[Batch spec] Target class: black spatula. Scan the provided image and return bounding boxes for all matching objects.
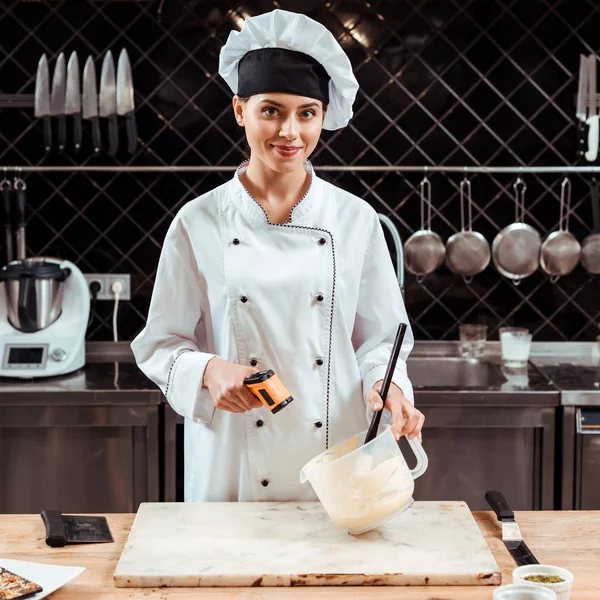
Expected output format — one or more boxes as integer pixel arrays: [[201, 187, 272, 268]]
[[363, 322, 408, 445]]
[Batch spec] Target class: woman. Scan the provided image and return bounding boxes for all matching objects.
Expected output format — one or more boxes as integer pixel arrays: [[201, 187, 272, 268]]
[[131, 8, 424, 503]]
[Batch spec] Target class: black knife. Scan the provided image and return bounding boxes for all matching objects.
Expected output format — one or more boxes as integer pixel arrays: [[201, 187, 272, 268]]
[[100, 50, 118, 157], [82, 56, 101, 155], [65, 51, 82, 153], [116, 48, 137, 154], [50, 52, 67, 153], [485, 490, 539, 566], [34, 54, 52, 153]]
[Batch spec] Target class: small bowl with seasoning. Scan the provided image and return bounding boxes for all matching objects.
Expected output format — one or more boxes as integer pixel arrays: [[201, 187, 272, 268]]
[[513, 564, 573, 600], [493, 584, 557, 600]]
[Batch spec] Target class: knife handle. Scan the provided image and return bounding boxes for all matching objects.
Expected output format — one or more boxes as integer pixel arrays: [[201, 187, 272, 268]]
[[125, 111, 137, 155], [41, 509, 67, 547], [57, 114, 66, 153], [107, 113, 119, 157], [90, 116, 101, 155], [43, 115, 52, 153], [485, 490, 514, 521], [73, 112, 82, 153]]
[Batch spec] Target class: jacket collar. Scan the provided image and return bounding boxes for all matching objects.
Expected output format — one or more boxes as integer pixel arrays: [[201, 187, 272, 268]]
[[233, 159, 321, 225]]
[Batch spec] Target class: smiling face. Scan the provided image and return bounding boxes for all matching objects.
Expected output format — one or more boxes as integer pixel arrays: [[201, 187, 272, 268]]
[[233, 93, 326, 173]]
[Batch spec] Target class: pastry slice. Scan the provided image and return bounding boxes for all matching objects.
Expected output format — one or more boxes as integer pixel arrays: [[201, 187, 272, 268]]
[[0, 567, 43, 600]]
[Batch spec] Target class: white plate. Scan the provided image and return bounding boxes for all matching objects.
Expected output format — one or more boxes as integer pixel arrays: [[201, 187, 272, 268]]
[[0, 557, 85, 599]]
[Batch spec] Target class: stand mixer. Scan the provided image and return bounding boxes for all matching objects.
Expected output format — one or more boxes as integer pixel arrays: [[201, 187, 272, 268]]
[[0, 173, 90, 378]]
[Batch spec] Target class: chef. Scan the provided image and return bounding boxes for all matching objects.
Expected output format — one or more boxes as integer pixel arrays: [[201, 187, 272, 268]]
[[131, 8, 424, 503]]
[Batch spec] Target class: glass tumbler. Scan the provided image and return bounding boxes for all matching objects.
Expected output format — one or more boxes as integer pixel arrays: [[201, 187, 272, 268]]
[[500, 327, 532, 369], [459, 324, 487, 359]]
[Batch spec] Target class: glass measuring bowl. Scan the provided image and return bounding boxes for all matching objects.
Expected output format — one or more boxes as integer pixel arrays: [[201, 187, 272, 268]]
[[300, 425, 428, 534]]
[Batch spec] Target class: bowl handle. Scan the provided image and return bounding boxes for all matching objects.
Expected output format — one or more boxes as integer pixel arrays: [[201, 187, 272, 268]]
[[407, 437, 428, 480]]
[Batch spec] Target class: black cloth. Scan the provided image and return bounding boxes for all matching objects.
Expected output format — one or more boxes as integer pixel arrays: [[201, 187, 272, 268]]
[[237, 47, 330, 104]]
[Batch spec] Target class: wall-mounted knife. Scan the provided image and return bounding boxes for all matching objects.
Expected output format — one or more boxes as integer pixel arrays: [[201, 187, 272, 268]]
[[50, 52, 67, 153], [83, 56, 101, 155], [586, 54, 598, 162], [116, 48, 137, 155], [485, 490, 539, 566], [34, 54, 52, 153], [576, 54, 589, 160], [100, 51, 119, 157], [65, 51, 82, 153]]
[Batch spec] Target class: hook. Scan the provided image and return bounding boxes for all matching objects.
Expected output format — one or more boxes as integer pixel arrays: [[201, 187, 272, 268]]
[[560, 176, 571, 232]]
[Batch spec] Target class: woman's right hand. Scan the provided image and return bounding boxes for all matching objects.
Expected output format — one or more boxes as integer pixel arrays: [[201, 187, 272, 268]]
[[202, 357, 262, 413]]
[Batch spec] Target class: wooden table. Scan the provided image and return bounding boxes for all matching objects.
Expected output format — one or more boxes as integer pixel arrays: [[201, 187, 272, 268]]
[[1, 511, 598, 599]]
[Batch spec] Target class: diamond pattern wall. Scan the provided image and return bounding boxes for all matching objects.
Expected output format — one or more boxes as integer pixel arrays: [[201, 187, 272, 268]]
[[0, 0, 599, 341]]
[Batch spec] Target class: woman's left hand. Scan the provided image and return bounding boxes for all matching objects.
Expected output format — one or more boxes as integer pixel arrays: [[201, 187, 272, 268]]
[[368, 380, 425, 442]]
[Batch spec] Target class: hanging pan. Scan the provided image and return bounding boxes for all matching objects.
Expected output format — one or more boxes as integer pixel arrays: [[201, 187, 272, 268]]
[[404, 172, 445, 282], [581, 178, 600, 274], [540, 177, 581, 282], [445, 174, 490, 283], [492, 177, 541, 285]]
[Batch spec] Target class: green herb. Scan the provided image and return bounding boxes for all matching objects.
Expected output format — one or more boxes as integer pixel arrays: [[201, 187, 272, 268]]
[[523, 574, 565, 584]]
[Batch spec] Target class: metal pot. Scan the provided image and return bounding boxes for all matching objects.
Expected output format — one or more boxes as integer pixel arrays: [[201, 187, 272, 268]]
[[580, 179, 600, 274], [492, 178, 541, 285], [404, 174, 445, 282], [0, 258, 71, 333], [445, 176, 490, 282], [540, 177, 581, 281]]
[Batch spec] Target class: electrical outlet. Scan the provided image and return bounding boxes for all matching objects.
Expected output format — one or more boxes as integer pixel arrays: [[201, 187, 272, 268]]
[[83, 274, 131, 301]]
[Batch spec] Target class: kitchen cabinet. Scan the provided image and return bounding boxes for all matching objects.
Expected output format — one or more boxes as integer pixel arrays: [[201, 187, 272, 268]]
[[0, 362, 161, 514]]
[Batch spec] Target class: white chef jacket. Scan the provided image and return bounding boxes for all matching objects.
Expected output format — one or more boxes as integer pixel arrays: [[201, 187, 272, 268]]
[[131, 160, 415, 502]]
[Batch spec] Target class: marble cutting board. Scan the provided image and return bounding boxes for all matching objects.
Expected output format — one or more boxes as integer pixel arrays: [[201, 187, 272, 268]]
[[113, 501, 501, 587]]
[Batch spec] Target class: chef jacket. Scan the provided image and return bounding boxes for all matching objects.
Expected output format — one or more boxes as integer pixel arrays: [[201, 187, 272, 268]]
[[131, 160, 415, 502]]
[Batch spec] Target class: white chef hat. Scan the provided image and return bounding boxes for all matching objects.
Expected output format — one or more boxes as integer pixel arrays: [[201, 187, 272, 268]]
[[218, 9, 359, 131]]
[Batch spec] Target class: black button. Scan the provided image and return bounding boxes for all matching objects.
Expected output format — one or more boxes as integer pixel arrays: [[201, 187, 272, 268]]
[[261, 479, 269, 487], [316, 294, 324, 302], [318, 238, 326, 245], [256, 420, 264, 427], [233, 238, 240, 245], [240, 296, 248, 303], [250, 359, 258, 366], [315, 421, 323, 428], [316, 358, 324, 366]]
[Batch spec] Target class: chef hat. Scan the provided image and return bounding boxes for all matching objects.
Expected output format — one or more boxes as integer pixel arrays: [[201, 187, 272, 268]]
[[218, 9, 359, 130]]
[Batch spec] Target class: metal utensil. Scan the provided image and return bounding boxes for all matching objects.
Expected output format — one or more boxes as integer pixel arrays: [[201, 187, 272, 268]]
[[116, 48, 137, 155], [41, 510, 113, 547], [65, 51, 82, 153], [586, 54, 598, 162], [34, 54, 52, 153], [576, 54, 589, 160], [50, 52, 67, 153], [485, 490, 539, 566], [581, 179, 600, 274], [13, 169, 26, 260], [492, 178, 541, 285], [100, 50, 119, 157], [404, 173, 445, 282], [82, 56, 101, 155], [364, 322, 408, 445], [378, 213, 404, 296], [1, 169, 12, 265], [445, 175, 490, 282], [540, 177, 581, 281]]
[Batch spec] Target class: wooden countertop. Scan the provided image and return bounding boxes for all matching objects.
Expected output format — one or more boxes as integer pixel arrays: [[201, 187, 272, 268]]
[[1, 511, 598, 599]]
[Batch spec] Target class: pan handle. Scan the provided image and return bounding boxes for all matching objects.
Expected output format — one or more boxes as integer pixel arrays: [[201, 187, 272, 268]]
[[513, 177, 527, 223], [591, 179, 600, 234]]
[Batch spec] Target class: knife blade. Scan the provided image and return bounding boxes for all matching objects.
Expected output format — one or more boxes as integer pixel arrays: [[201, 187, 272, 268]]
[[576, 54, 589, 160], [117, 48, 137, 155], [82, 56, 101, 155], [485, 490, 539, 566], [100, 50, 119, 157], [34, 54, 52, 153], [50, 52, 67, 153], [586, 54, 598, 162], [65, 51, 82, 153]]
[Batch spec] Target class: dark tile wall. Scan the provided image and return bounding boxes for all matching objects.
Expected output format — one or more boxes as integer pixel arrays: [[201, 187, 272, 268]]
[[1, 0, 599, 341]]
